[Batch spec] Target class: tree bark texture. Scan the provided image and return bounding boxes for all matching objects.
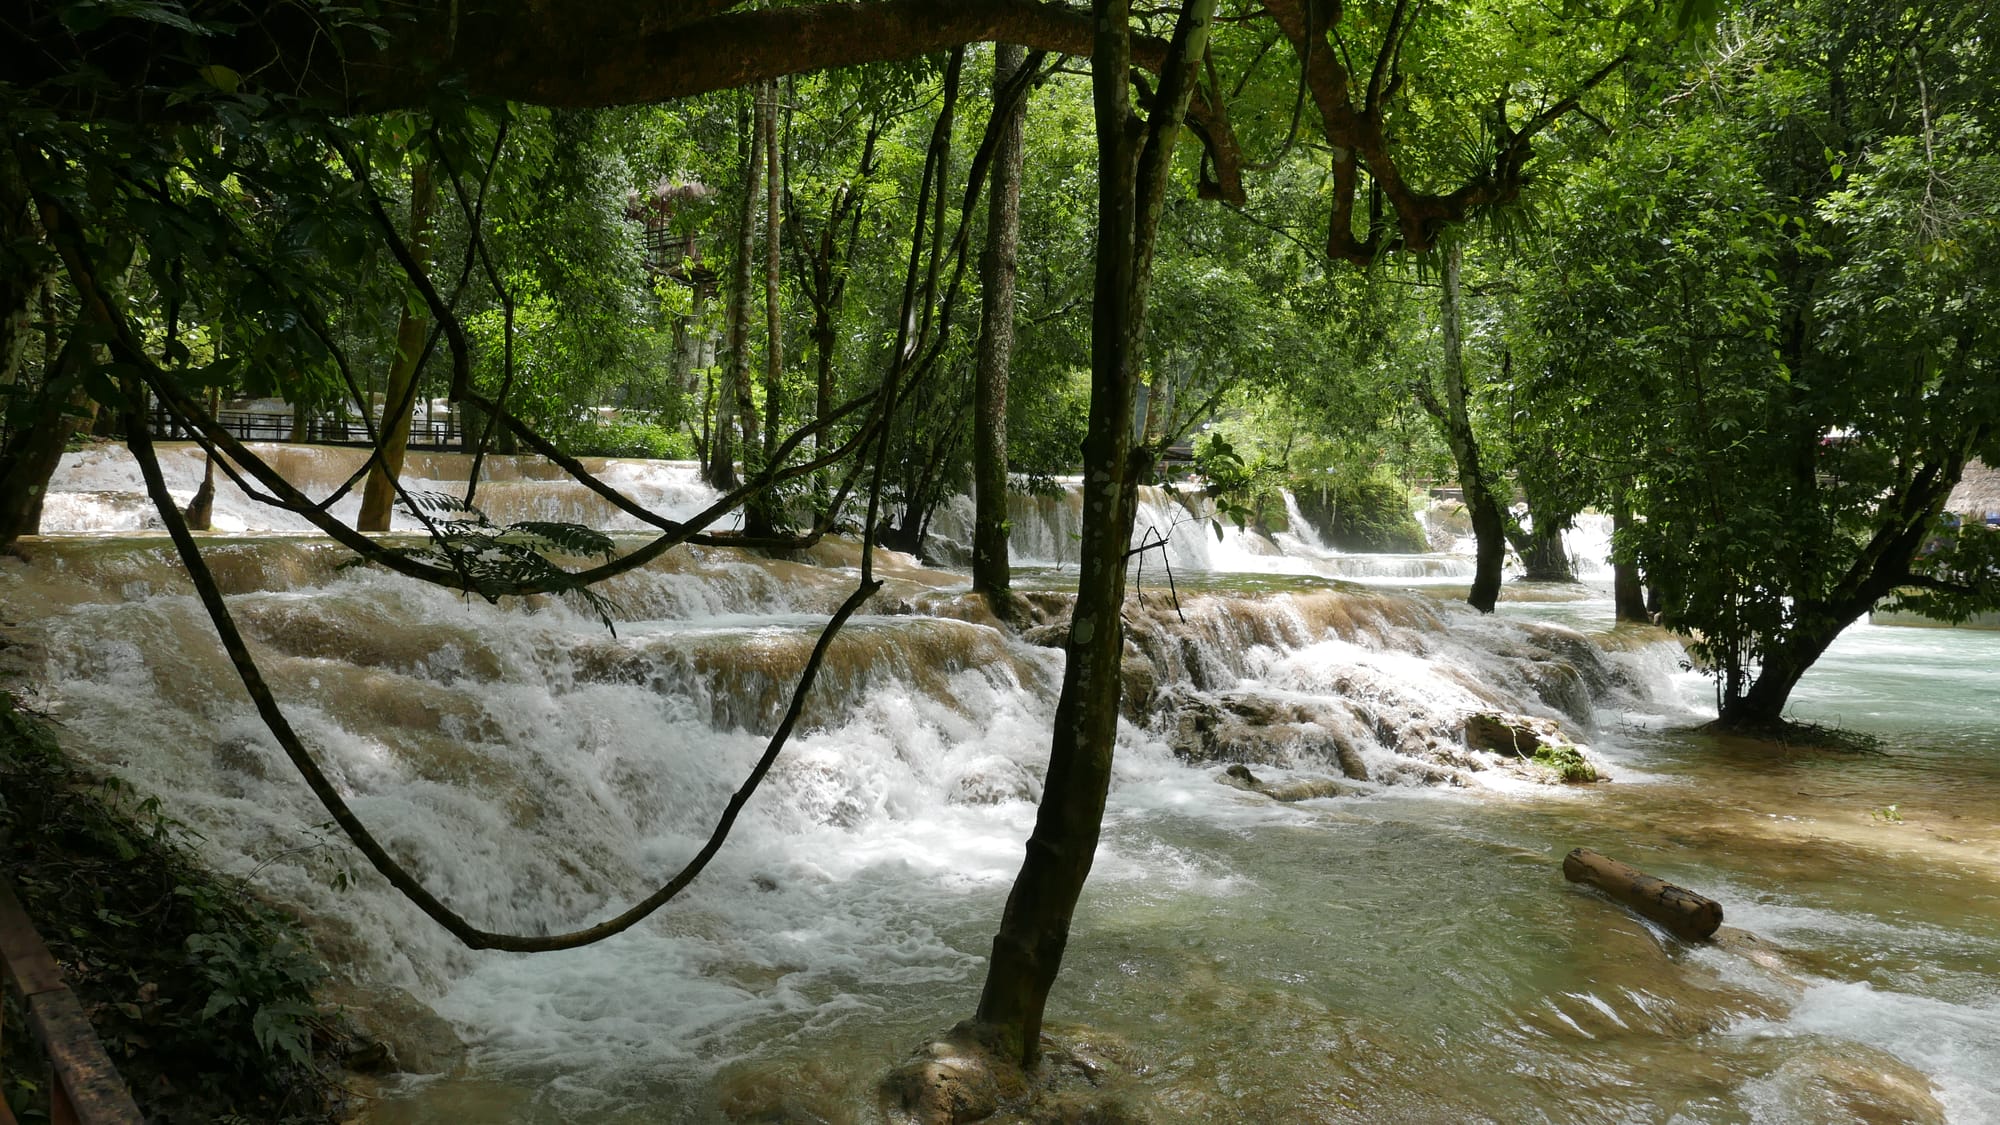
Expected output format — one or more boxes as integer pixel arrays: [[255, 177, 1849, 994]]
[[1517, 518, 1573, 582], [0, 334, 89, 550], [710, 97, 763, 490], [14, 2, 1193, 128], [357, 157, 436, 533], [1612, 500, 1649, 623], [762, 77, 785, 463], [974, 0, 1215, 1066], [1423, 243, 1508, 613], [1563, 848, 1721, 942], [971, 44, 1029, 604]]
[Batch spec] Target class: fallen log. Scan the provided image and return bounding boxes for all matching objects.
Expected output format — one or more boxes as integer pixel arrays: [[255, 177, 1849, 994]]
[[1561, 848, 1723, 941]]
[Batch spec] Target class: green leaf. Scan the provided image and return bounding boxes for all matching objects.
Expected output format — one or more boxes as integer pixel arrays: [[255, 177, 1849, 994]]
[[200, 991, 239, 1020], [197, 64, 241, 94]]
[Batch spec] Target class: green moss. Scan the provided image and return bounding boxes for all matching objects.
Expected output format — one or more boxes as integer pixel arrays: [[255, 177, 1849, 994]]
[[1290, 473, 1427, 552], [1, 693, 348, 1124], [1532, 742, 1598, 783]]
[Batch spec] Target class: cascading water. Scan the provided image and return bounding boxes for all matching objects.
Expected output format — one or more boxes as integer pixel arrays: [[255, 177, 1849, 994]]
[[40, 443, 724, 535], [7, 445, 1998, 1123]]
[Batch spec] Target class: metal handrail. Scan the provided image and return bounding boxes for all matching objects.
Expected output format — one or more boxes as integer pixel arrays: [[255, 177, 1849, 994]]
[[145, 407, 464, 451], [0, 880, 144, 1125]]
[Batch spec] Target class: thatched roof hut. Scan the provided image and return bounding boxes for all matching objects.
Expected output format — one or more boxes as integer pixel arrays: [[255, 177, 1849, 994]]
[[1947, 460, 2000, 521]]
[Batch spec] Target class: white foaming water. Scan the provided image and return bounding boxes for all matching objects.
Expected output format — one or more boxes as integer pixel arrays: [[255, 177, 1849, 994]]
[[1732, 981, 2000, 1123], [12, 446, 2000, 1122], [38, 443, 721, 535]]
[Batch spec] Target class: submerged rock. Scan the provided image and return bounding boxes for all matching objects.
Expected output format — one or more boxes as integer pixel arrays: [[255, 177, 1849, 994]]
[[881, 1021, 1153, 1125], [325, 982, 466, 1075], [1462, 711, 1603, 783], [950, 756, 1043, 805], [1218, 763, 1351, 802], [716, 1057, 857, 1123], [1161, 689, 1372, 781], [1463, 711, 1565, 756]]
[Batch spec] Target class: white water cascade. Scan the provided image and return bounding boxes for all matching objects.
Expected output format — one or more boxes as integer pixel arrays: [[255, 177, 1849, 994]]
[[8, 444, 1998, 1123]]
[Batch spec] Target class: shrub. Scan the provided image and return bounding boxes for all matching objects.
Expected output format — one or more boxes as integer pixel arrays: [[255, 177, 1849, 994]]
[[1, 694, 347, 1124]]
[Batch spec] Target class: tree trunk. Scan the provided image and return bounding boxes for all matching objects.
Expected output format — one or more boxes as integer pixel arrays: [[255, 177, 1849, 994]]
[[1517, 517, 1573, 582], [184, 388, 220, 531], [0, 332, 88, 551], [709, 96, 762, 491], [1612, 500, 1648, 623], [745, 77, 785, 535], [1425, 242, 1509, 612], [974, 0, 1214, 1066], [358, 157, 436, 532], [971, 43, 1029, 606], [1716, 451, 1967, 728], [762, 78, 785, 465], [1465, 487, 1508, 612]]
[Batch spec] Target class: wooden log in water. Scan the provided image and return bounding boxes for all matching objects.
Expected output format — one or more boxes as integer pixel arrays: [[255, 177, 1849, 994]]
[[1562, 848, 1722, 942]]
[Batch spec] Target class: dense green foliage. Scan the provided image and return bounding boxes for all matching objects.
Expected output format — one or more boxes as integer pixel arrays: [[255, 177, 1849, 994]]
[[6, 0, 1991, 717], [1, 694, 343, 1123], [1514, 0, 2000, 719], [1292, 471, 1429, 553]]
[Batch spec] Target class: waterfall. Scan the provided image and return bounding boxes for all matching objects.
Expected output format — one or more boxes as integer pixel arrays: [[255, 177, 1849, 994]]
[[38, 443, 723, 535], [11, 446, 1999, 1124]]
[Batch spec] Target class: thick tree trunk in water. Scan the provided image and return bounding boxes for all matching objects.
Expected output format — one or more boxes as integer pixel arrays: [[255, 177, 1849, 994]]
[[1517, 518, 1572, 582], [1465, 489, 1508, 612], [971, 43, 1028, 606], [0, 334, 89, 551], [1719, 644, 1831, 728], [1612, 502, 1648, 623], [1717, 452, 1965, 728], [974, 0, 1214, 1066], [0, 406, 78, 547], [1422, 243, 1509, 612], [184, 389, 221, 530], [709, 98, 762, 490], [358, 158, 436, 532]]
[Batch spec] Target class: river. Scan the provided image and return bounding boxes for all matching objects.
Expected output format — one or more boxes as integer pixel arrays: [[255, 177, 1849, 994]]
[[4, 443, 1995, 1123]]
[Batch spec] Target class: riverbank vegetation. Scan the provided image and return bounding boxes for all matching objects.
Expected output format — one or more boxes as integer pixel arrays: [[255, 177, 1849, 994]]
[[3, 0, 1997, 1103], [1, 693, 347, 1123]]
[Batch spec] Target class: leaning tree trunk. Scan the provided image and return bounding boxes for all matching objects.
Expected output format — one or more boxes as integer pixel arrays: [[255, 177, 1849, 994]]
[[0, 332, 90, 551], [1717, 631, 1841, 729], [358, 157, 436, 533], [971, 43, 1029, 606], [1422, 242, 1510, 612], [974, 0, 1214, 1066], [1717, 450, 1969, 729]]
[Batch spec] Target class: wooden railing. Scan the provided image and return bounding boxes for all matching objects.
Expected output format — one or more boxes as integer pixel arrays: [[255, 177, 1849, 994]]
[[145, 406, 465, 450], [0, 880, 143, 1125]]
